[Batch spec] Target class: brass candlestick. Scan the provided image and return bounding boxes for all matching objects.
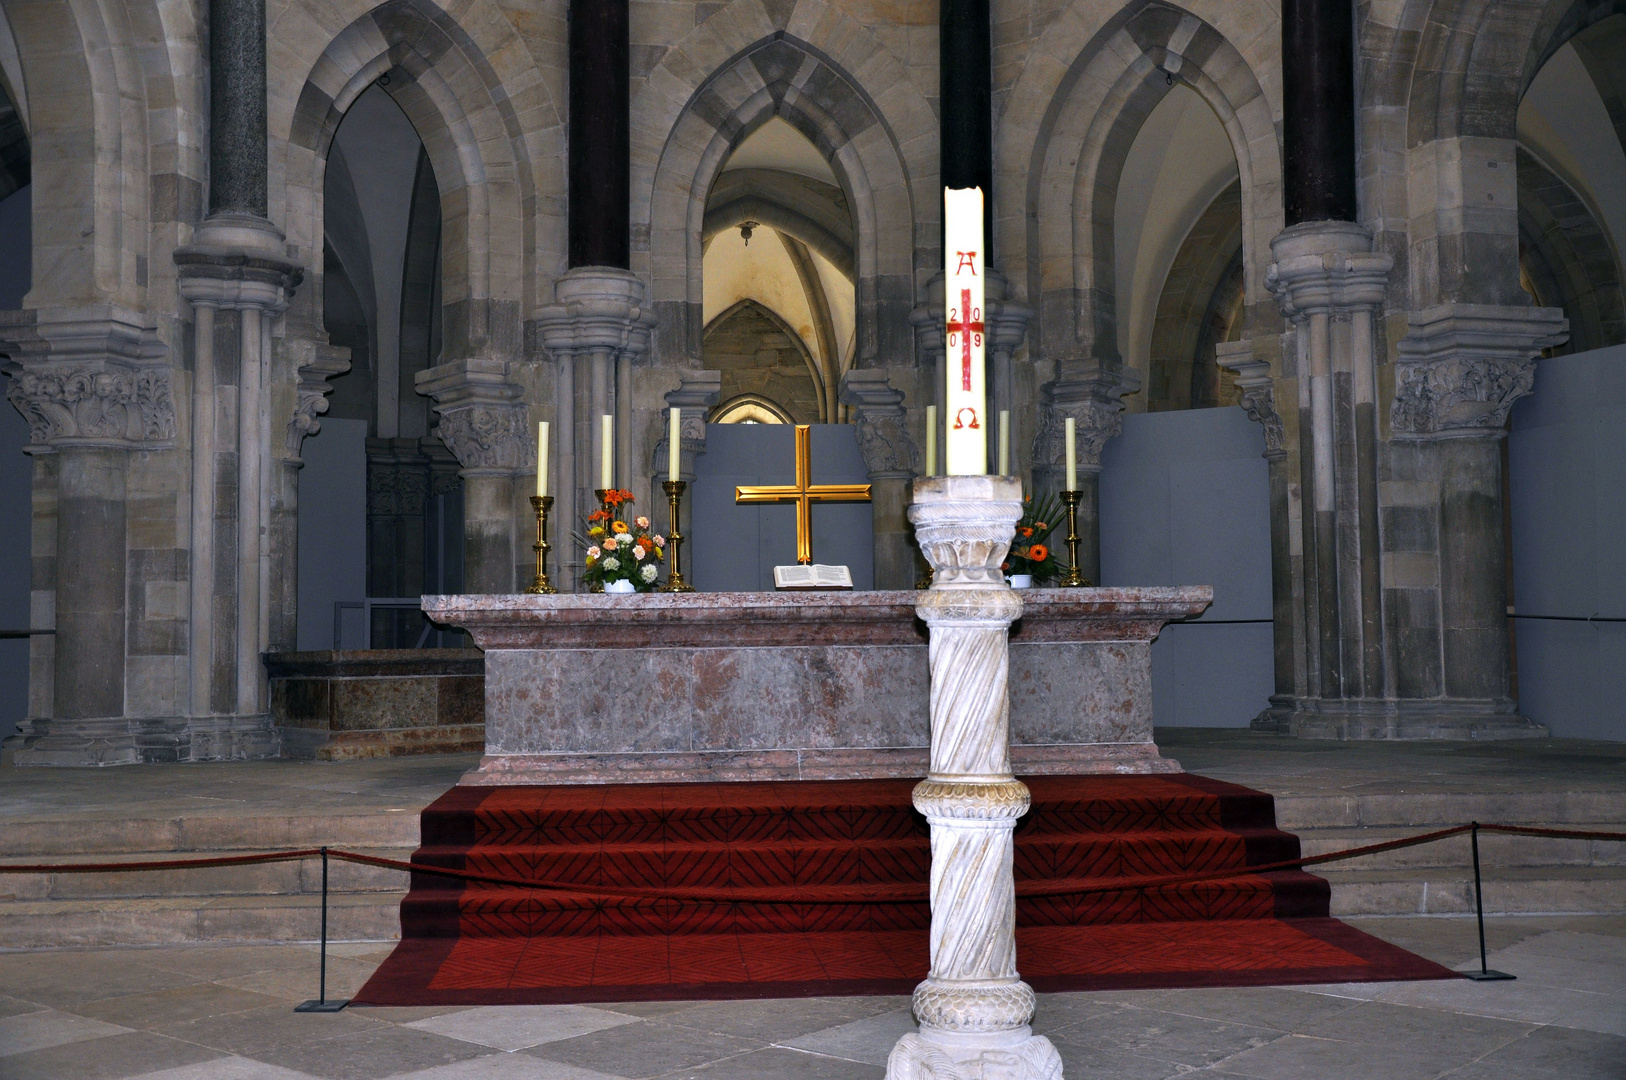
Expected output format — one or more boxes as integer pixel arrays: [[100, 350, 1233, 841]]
[[660, 480, 694, 592], [1058, 489, 1091, 587], [526, 495, 557, 594]]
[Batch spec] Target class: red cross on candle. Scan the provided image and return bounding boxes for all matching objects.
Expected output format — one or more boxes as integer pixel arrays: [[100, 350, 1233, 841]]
[[945, 286, 984, 391]]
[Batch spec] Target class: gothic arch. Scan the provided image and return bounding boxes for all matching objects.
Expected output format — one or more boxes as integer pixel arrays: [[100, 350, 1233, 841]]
[[1517, 147, 1626, 352], [634, 1, 934, 368], [1002, 1, 1282, 367], [276, 0, 555, 355]]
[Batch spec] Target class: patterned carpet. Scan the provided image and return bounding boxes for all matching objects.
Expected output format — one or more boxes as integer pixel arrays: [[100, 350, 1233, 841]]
[[354, 774, 1456, 1005]]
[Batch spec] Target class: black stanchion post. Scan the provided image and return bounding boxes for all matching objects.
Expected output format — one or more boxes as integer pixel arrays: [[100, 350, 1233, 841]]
[[1464, 823, 1515, 982], [296, 847, 351, 1011]]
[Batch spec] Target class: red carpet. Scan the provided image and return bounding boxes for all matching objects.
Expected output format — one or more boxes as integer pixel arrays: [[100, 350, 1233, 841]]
[[354, 774, 1456, 1005]]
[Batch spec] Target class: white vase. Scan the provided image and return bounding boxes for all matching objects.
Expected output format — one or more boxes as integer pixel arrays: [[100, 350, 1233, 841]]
[[604, 579, 637, 594], [1008, 574, 1034, 589]]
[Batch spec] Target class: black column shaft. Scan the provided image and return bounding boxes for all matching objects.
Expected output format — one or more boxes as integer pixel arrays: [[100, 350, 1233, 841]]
[[1283, 0, 1356, 224], [940, 0, 993, 238], [569, 0, 630, 269], [210, 0, 268, 217]]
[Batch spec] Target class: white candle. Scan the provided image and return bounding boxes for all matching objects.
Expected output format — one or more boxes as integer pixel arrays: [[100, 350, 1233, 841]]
[[536, 421, 548, 497], [998, 409, 1010, 476], [943, 186, 987, 475], [925, 405, 937, 477], [668, 407, 681, 482], [1065, 416, 1077, 492], [600, 414, 613, 490]]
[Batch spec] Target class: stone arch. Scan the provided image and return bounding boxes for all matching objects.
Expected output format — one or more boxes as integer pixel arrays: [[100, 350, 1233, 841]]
[[1517, 147, 1626, 352], [702, 169, 854, 279], [634, 3, 934, 369], [702, 297, 826, 424], [1002, 1, 1282, 366], [1147, 179, 1243, 409], [276, 0, 554, 356]]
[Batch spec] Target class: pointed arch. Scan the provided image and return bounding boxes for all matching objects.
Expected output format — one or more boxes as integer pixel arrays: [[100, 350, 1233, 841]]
[[275, 0, 556, 358], [1001, 1, 1283, 368], [633, 0, 934, 369]]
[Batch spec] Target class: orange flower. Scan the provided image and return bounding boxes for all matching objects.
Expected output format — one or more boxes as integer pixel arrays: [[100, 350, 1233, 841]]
[[1029, 543, 1049, 562], [1017, 526, 1034, 539], [612, 520, 629, 534]]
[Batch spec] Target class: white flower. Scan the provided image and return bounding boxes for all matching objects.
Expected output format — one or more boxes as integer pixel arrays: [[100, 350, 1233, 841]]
[[635, 516, 651, 529], [586, 545, 601, 559], [640, 564, 658, 583], [632, 545, 646, 561], [602, 556, 620, 571], [615, 532, 633, 545], [652, 535, 666, 548]]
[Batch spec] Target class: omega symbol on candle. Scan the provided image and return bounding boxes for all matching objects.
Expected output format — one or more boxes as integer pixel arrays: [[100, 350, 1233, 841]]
[[952, 407, 980, 430]]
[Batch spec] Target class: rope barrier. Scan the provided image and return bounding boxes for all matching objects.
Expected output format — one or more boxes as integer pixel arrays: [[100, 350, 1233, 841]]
[[6, 819, 1623, 1006], [1, 822, 1620, 903]]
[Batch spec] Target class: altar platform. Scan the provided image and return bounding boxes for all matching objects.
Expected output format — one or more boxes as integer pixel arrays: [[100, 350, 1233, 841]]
[[425, 587, 1210, 785]]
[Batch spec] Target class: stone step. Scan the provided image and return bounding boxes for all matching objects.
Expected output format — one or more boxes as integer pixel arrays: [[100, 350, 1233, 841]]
[[1273, 791, 1626, 830], [0, 813, 422, 858], [0, 891, 406, 949], [1296, 825, 1626, 871], [0, 848, 412, 901], [1322, 865, 1626, 916]]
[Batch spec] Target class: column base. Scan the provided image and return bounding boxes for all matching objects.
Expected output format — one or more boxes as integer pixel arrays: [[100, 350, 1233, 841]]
[[4, 714, 280, 766], [1251, 697, 1548, 740], [888, 1025, 1063, 1080]]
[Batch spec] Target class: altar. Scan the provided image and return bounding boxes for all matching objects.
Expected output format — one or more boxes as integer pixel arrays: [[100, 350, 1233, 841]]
[[424, 586, 1210, 784]]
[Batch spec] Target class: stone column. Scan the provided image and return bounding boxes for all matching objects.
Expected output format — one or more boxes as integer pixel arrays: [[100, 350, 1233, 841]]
[[888, 475, 1061, 1080], [652, 370, 721, 549], [0, 309, 176, 765], [1030, 362, 1138, 585], [1282, 0, 1356, 225], [1217, 344, 1295, 722], [840, 369, 919, 589], [531, 267, 657, 587], [1390, 304, 1567, 724], [418, 357, 532, 594]]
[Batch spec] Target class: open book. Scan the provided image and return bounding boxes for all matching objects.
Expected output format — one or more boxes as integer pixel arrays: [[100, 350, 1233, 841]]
[[773, 564, 854, 590]]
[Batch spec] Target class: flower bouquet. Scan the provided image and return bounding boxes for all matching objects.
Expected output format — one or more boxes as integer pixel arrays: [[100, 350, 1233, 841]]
[[581, 489, 665, 592], [1002, 494, 1062, 587]]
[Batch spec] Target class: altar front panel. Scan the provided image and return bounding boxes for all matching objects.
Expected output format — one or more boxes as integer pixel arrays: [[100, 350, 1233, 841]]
[[426, 589, 1208, 784]]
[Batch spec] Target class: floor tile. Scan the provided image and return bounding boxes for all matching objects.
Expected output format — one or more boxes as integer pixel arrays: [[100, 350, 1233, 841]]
[[404, 1004, 641, 1052], [1215, 1032, 1461, 1080], [659, 995, 899, 1041], [1297, 999, 1532, 1058], [1561, 990, 1626, 1038], [0, 1030, 223, 1080], [1028, 993, 1125, 1035], [77, 983, 287, 1028], [1147, 986, 1365, 1031], [1447, 1025, 1626, 1080], [124, 1057, 326, 1079], [1046, 1006, 1281, 1068], [244, 1023, 496, 1080], [1049, 1043, 1189, 1080], [218, 956, 381, 1002], [384, 1058, 630, 1080], [666, 1045, 885, 1079], [1370, 972, 1608, 1025], [777, 1007, 918, 1066], [524, 1019, 760, 1079], [0, 994, 47, 1019], [0, 1007, 134, 1056], [0, 951, 197, 1007]]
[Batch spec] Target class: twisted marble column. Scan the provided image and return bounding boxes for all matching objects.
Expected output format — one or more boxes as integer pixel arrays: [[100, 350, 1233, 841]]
[[888, 475, 1063, 1080]]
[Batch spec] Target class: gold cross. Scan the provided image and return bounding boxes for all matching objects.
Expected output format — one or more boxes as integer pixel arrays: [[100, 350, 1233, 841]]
[[735, 424, 871, 564]]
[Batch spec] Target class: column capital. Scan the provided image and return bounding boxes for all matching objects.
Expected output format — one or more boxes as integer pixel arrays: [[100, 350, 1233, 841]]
[[1265, 221, 1392, 320], [1392, 303, 1569, 439], [1216, 341, 1287, 459], [284, 341, 351, 463], [652, 369, 720, 480], [1032, 360, 1138, 473], [175, 213, 302, 312], [530, 266, 658, 361], [416, 355, 533, 476], [0, 305, 174, 453], [840, 369, 918, 479]]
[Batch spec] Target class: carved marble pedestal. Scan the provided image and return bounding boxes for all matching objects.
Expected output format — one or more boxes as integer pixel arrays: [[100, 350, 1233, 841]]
[[886, 475, 1063, 1080]]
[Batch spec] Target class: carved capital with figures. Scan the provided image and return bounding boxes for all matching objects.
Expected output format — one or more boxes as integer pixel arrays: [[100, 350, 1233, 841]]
[[840, 369, 918, 479], [653, 370, 721, 480], [417, 355, 533, 475], [1392, 304, 1568, 438]]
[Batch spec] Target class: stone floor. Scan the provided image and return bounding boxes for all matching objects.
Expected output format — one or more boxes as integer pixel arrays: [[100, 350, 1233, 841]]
[[0, 916, 1621, 1078]]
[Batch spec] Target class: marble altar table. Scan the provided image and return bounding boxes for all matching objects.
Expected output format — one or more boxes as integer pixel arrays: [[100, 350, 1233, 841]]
[[423, 588, 1210, 784]]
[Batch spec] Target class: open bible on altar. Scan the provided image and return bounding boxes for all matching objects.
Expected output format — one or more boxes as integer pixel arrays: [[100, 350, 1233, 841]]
[[773, 564, 854, 590]]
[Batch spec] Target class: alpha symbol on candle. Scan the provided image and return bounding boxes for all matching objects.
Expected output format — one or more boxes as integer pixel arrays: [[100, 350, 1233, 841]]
[[952, 407, 980, 430], [945, 289, 984, 392], [954, 251, 979, 275]]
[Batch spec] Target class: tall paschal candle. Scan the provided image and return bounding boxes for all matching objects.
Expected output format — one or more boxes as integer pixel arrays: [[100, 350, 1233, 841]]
[[943, 187, 986, 475]]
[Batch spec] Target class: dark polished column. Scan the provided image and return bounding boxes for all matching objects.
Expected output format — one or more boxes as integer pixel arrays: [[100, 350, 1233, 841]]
[[1282, 0, 1356, 225], [939, 0, 993, 237], [569, 0, 630, 268], [209, 0, 268, 217]]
